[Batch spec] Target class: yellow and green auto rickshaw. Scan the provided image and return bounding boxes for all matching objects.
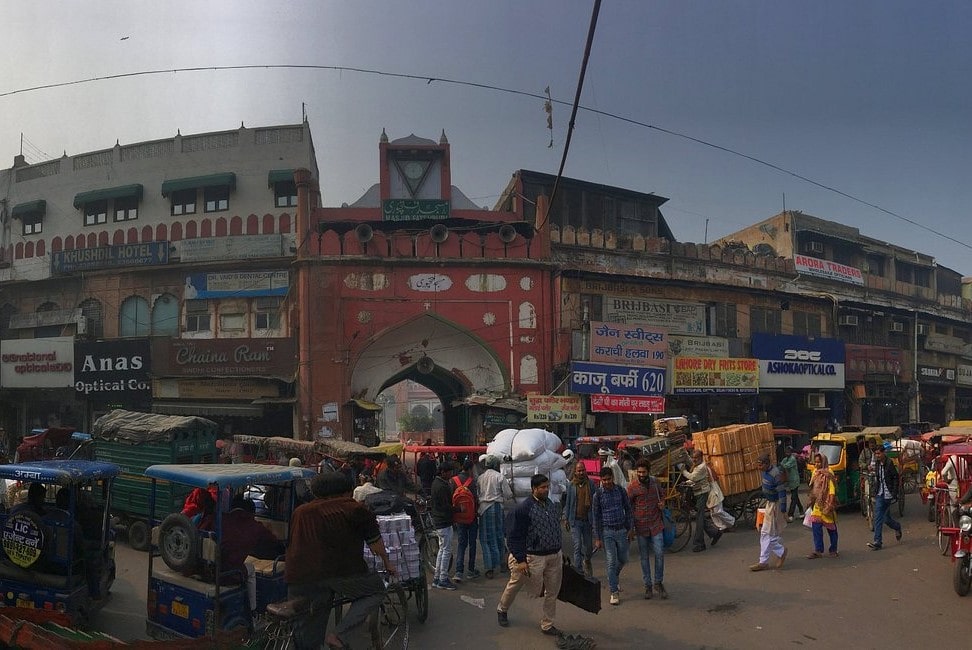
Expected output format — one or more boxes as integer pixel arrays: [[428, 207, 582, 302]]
[[808, 431, 884, 507]]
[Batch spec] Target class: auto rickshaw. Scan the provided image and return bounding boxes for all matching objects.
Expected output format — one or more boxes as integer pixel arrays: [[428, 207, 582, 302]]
[[573, 435, 649, 484], [808, 431, 883, 507], [143, 463, 316, 640], [0, 459, 120, 625]]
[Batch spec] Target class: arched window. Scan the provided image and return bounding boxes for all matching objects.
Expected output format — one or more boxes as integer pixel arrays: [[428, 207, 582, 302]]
[[152, 293, 180, 336], [518, 302, 537, 329], [519, 355, 539, 384], [79, 298, 105, 339], [119, 295, 150, 337], [35, 301, 62, 338]]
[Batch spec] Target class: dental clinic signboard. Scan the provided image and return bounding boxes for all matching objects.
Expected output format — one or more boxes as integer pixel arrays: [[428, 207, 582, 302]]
[[751, 334, 845, 390]]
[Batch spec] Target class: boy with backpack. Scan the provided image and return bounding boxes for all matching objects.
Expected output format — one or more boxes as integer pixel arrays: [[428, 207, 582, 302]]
[[452, 459, 480, 582]]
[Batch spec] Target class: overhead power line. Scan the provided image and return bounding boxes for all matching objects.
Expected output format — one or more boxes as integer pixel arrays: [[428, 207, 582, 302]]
[[1, 62, 968, 252]]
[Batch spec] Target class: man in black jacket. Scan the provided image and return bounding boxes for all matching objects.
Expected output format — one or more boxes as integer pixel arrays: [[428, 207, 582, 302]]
[[430, 462, 458, 590], [867, 446, 903, 550]]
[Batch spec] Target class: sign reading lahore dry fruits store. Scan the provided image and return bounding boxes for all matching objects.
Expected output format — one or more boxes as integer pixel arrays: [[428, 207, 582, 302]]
[[151, 338, 296, 379]]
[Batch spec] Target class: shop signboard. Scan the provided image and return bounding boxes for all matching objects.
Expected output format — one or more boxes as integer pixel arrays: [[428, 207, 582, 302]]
[[602, 296, 706, 335], [668, 335, 728, 358], [173, 234, 286, 262], [589, 321, 667, 368], [957, 364, 972, 387], [793, 255, 864, 286], [183, 270, 289, 299], [0, 337, 74, 388], [589, 394, 665, 414], [569, 361, 666, 396], [672, 356, 759, 394], [75, 339, 151, 403], [151, 337, 296, 380], [844, 345, 902, 381], [51, 241, 168, 274], [751, 334, 844, 390], [526, 394, 582, 423], [918, 365, 955, 385]]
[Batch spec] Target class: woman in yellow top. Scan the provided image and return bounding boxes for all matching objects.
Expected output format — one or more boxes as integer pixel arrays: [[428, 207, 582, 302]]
[[806, 453, 839, 559]]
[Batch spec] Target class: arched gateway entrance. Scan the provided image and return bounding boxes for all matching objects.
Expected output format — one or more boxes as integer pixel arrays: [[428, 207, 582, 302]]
[[349, 313, 508, 444]]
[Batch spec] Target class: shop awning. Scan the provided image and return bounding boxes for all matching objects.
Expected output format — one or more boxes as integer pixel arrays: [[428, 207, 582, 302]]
[[73, 184, 143, 208], [161, 172, 236, 197], [268, 169, 294, 187], [11, 199, 46, 218], [152, 401, 264, 417], [349, 399, 383, 411]]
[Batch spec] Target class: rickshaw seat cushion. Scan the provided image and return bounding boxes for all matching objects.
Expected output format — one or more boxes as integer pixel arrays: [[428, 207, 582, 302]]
[[201, 536, 217, 563], [245, 556, 283, 576], [152, 563, 243, 599], [0, 559, 85, 590]]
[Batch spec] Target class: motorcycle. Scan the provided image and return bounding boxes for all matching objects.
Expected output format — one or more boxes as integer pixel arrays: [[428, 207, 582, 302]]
[[943, 506, 972, 596]]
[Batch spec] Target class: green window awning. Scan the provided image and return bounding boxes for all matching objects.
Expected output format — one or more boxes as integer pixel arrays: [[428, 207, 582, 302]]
[[268, 169, 295, 187], [11, 199, 46, 218], [161, 172, 236, 197], [73, 184, 144, 209]]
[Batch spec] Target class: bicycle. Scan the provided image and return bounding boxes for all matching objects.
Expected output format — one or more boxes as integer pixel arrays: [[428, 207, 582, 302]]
[[257, 578, 409, 649], [405, 495, 438, 576], [934, 486, 955, 556], [661, 476, 694, 553]]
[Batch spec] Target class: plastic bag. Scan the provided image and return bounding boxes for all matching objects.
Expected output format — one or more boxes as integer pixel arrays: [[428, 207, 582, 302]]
[[802, 508, 814, 528]]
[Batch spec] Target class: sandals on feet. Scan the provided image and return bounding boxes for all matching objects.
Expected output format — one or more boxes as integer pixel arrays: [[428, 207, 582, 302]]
[[806, 552, 822, 559]]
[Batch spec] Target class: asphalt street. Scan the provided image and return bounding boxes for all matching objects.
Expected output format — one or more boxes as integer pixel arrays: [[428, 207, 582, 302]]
[[97, 492, 968, 649]]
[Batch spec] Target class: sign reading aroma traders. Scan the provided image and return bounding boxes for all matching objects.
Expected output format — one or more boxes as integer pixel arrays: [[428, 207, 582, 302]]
[[151, 338, 296, 379]]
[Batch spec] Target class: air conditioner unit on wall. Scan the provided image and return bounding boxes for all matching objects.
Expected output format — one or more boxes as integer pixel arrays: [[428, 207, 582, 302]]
[[917, 324, 929, 336], [890, 321, 905, 333], [807, 393, 826, 409], [839, 315, 859, 327], [75, 316, 89, 336], [805, 241, 825, 254]]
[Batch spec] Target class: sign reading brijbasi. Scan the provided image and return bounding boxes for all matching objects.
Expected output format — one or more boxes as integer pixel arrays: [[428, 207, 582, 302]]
[[569, 361, 665, 396], [668, 335, 728, 358], [51, 242, 168, 274], [793, 255, 864, 286], [589, 321, 667, 367], [672, 357, 759, 394], [589, 394, 665, 414], [151, 338, 296, 380], [602, 296, 706, 335], [527, 394, 582, 423], [75, 339, 151, 403], [751, 334, 844, 390]]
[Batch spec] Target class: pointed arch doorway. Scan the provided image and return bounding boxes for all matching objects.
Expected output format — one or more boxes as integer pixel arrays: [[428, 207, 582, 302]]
[[349, 313, 508, 445]]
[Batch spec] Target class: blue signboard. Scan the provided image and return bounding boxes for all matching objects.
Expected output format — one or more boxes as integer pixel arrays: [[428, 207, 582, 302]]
[[751, 334, 845, 389], [569, 360, 666, 396], [51, 241, 168, 274], [183, 270, 289, 299]]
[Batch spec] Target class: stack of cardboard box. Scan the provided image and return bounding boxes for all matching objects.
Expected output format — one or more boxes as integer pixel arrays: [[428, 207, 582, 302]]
[[692, 423, 775, 496]]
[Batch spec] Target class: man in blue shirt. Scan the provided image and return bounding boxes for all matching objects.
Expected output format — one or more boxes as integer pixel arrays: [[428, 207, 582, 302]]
[[751, 454, 788, 571], [593, 466, 633, 606]]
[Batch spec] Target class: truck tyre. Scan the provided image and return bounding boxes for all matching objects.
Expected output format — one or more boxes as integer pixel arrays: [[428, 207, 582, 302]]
[[127, 519, 150, 552], [159, 513, 200, 573]]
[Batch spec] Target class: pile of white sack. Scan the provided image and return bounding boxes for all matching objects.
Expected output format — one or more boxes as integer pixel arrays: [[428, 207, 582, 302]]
[[486, 428, 568, 505]]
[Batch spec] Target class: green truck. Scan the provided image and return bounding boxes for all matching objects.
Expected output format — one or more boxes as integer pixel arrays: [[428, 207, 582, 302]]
[[91, 409, 218, 550]]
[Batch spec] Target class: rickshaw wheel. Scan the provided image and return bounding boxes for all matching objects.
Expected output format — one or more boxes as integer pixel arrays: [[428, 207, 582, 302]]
[[954, 556, 971, 597], [127, 520, 150, 551], [414, 574, 429, 622], [159, 513, 200, 573], [897, 491, 905, 517], [928, 499, 935, 522], [864, 498, 874, 532], [666, 510, 692, 553], [739, 493, 763, 529]]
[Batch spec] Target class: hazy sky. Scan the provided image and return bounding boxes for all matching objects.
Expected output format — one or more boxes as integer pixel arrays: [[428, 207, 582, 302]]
[[4, 1, 971, 273]]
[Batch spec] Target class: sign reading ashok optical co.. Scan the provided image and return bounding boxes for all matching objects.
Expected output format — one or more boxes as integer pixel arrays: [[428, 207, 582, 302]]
[[0, 337, 74, 388]]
